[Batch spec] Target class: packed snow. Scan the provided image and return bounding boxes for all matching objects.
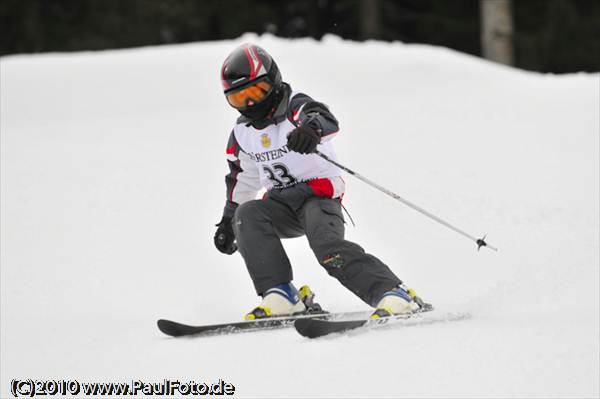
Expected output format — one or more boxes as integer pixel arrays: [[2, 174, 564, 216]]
[[1, 34, 598, 397]]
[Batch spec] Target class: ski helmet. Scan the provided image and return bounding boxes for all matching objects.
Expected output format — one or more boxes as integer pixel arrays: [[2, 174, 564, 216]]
[[220, 44, 283, 120]]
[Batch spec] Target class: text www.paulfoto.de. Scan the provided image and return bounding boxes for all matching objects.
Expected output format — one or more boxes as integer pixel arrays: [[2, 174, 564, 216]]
[[10, 378, 236, 397]]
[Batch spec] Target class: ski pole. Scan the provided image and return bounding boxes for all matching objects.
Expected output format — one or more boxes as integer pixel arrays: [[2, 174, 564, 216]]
[[315, 150, 498, 252]]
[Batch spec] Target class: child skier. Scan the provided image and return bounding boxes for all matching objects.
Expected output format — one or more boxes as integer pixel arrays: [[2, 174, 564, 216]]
[[214, 43, 418, 319]]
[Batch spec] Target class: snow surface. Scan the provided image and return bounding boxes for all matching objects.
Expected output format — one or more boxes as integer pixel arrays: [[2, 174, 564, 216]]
[[1, 34, 599, 398]]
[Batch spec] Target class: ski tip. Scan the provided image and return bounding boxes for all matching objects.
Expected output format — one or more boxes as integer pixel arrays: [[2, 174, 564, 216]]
[[157, 319, 185, 337], [157, 319, 171, 328], [157, 319, 171, 335]]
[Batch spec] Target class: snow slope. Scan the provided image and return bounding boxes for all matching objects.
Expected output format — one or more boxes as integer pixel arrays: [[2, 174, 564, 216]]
[[1, 34, 598, 397]]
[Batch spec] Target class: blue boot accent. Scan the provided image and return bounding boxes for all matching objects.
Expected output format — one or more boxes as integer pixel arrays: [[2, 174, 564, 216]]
[[380, 285, 412, 303], [263, 283, 300, 304]]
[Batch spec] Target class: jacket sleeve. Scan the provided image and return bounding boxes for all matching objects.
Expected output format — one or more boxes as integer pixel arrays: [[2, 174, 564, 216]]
[[222, 130, 262, 219], [287, 93, 339, 142]]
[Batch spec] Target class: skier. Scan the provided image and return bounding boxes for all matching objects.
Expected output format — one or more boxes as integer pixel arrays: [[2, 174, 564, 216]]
[[214, 43, 418, 320]]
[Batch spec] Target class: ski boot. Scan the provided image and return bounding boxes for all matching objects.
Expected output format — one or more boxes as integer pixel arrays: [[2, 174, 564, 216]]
[[371, 284, 431, 318], [245, 283, 324, 320]]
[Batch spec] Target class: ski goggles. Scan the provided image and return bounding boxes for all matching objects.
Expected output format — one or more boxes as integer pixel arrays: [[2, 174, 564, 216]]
[[225, 80, 273, 110]]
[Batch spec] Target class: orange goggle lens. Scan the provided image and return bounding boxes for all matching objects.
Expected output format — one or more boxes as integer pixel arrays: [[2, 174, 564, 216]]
[[226, 81, 273, 109]]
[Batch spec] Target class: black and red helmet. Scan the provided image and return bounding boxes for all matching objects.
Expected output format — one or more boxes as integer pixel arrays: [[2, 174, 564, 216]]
[[221, 44, 282, 93], [220, 44, 282, 112]]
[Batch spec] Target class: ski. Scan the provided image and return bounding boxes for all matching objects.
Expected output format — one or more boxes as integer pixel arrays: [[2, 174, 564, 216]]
[[157, 311, 369, 338], [294, 305, 436, 339]]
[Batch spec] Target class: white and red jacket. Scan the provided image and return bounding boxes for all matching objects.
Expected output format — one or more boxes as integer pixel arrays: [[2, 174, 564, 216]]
[[222, 85, 345, 218]]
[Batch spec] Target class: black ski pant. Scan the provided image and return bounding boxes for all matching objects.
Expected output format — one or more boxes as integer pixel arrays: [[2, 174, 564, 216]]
[[232, 196, 402, 307]]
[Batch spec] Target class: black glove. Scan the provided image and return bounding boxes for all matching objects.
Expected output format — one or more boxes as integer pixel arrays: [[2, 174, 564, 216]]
[[287, 125, 321, 154], [214, 216, 237, 255]]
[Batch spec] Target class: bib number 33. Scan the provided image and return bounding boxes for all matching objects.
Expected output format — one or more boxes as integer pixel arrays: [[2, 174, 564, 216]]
[[263, 163, 297, 188]]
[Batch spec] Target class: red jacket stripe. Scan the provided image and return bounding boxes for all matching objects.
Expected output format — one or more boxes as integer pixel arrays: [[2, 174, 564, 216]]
[[307, 178, 335, 198]]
